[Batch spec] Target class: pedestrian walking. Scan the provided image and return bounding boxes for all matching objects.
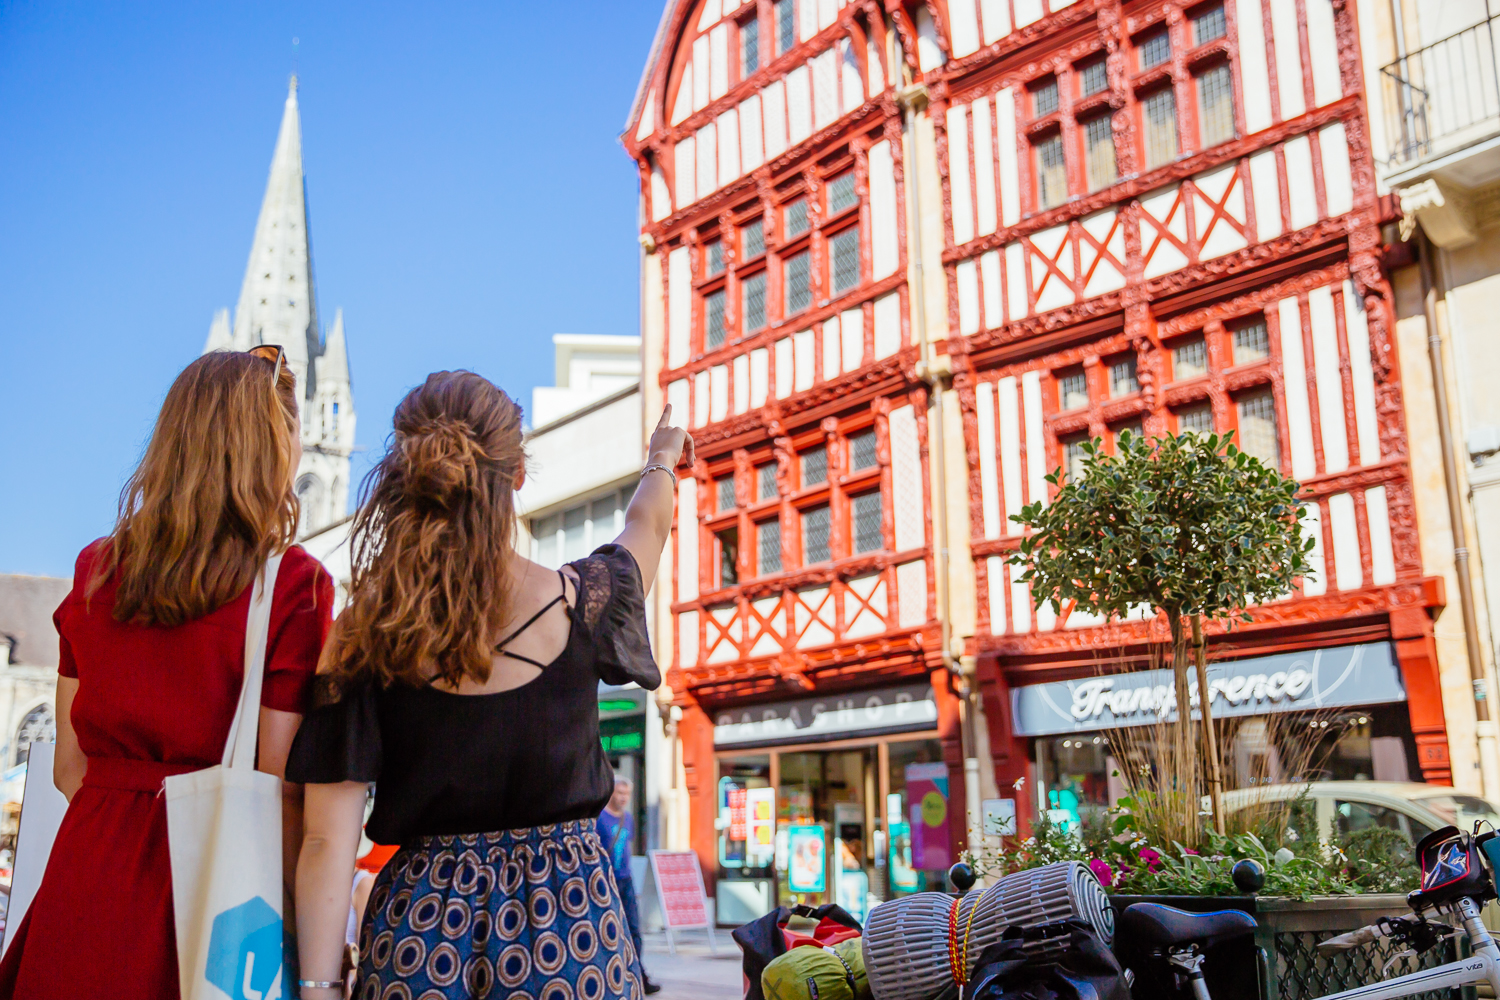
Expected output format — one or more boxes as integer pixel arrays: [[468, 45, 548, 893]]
[[598, 775, 662, 994], [0, 347, 333, 999], [289, 371, 692, 1000]]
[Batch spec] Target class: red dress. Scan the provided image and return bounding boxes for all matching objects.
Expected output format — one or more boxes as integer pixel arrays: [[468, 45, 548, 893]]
[[0, 541, 332, 1000]]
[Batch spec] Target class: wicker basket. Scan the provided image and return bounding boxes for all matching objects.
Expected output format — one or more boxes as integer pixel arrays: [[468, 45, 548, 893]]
[[861, 862, 1114, 1000]]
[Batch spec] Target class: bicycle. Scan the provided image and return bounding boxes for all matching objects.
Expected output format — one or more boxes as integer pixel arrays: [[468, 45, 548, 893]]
[[1113, 823, 1500, 1000]]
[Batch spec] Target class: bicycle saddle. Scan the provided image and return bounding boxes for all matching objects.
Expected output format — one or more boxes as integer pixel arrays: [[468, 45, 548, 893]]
[[1120, 903, 1256, 948]]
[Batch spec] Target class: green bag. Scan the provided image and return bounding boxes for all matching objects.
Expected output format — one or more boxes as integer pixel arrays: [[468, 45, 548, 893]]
[[761, 939, 870, 1000]]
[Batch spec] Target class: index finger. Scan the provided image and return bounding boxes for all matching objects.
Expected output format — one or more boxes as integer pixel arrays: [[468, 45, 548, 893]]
[[656, 405, 673, 431]]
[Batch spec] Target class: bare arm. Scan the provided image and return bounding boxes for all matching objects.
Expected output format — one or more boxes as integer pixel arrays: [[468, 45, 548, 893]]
[[53, 676, 84, 801], [258, 707, 305, 926], [296, 781, 369, 1000], [616, 405, 695, 589]]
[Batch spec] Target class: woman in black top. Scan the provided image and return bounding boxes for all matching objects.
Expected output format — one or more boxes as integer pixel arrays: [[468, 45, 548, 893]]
[[289, 371, 692, 1000]]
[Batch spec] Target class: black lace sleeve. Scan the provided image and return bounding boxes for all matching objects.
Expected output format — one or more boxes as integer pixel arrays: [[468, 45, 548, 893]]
[[575, 544, 662, 690], [285, 679, 383, 785]]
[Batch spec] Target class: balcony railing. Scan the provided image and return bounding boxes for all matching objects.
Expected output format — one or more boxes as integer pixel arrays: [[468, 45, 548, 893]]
[[1381, 13, 1500, 168]]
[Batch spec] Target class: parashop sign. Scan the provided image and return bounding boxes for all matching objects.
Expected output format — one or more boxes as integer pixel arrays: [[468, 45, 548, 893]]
[[713, 683, 938, 746], [1010, 642, 1405, 737]]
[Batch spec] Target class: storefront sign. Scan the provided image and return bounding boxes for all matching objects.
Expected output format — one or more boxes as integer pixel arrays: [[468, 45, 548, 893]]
[[713, 684, 938, 746], [787, 825, 827, 894], [1011, 642, 1406, 737], [905, 763, 951, 871]]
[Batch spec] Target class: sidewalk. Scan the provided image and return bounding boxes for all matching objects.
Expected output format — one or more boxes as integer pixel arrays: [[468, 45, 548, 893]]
[[639, 929, 742, 1000]]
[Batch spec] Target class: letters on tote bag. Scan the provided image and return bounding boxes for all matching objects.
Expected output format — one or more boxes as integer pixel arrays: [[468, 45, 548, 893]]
[[166, 553, 285, 1000]]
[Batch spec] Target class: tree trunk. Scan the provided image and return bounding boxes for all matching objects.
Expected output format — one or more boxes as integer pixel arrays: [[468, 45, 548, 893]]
[[1168, 612, 1197, 845], [1192, 614, 1226, 834]]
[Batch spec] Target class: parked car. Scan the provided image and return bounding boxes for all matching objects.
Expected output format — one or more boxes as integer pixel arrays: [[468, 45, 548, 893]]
[[1222, 781, 1500, 844]]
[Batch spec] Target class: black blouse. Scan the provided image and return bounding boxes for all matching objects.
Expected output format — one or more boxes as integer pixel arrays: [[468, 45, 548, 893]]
[[285, 544, 661, 845]]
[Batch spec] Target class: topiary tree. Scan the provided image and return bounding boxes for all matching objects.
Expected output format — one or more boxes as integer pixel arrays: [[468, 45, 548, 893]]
[[1009, 429, 1314, 837]]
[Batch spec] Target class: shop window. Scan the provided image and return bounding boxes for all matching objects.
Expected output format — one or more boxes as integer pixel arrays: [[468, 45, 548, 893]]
[[802, 505, 831, 563], [1078, 58, 1108, 97], [850, 429, 878, 471], [717, 475, 736, 511], [1035, 133, 1067, 209], [1236, 389, 1279, 465], [1032, 76, 1060, 118], [718, 755, 772, 872], [1193, 4, 1227, 44], [1083, 114, 1117, 191], [716, 527, 740, 588], [1063, 435, 1090, 483], [743, 272, 768, 332], [886, 740, 950, 894], [801, 446, 828, 486], [1178, 403, 1214, 435], [784, 252, 812, 315], [1139, 29, 1171, 71], [743, 218, 766, 258], [1058, 370, 1089, 410], [1142, 88, 1179, 168], [828, 172, 857, 214], [1233, 317, 1270, 364], [1196, 63, 1236, 148], [1110, 356, 1139, 397], [1173, 337, 1207, 379], [757, 518, 783, 574], [706, 240, 725, 276], [705, 289, 727, 350], [775, 0, 796, 54], [1038, 735, 1112, 832], [758, 462, 779, 500], [851, 491, 883, 553], [784, 198, 810, 238], [741, 14, 761, 77], [830, 227, 861, 294]]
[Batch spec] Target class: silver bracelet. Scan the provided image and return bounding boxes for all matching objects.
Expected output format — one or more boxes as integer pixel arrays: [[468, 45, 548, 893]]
[[298, 981, 339, 990], [641, 463, 678, 485]]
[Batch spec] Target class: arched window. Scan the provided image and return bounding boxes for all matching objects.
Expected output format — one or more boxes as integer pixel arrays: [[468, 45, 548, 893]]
[[296, 474, 325, 534], [15, 704, 55, 766]]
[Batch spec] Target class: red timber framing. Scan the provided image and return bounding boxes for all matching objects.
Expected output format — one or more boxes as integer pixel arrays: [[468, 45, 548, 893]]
[[924, 0, 1448, 831], [624, 0, 974, 887]]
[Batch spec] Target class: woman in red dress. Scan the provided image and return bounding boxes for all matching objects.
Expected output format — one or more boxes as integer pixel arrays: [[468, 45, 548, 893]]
[[0, 348, 334, 999]]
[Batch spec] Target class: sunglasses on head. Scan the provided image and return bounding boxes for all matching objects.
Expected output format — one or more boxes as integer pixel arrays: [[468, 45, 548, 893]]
[[247, 344, 285, 385]]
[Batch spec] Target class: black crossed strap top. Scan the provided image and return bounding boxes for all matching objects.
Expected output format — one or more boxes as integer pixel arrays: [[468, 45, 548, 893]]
[[285, 544, 660, 845]]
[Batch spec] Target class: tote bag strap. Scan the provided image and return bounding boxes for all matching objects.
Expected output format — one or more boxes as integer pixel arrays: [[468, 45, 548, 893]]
[[221, 552, 285, 771]]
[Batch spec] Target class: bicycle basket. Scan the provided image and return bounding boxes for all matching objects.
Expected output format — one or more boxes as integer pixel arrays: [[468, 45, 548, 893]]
[[1408, 826, 1491, 909]]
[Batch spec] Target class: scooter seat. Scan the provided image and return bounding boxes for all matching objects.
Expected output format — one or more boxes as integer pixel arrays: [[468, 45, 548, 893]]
[[1120, 903, 1256, 949]]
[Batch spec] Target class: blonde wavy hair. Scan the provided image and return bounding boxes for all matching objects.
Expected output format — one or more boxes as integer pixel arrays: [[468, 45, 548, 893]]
[[91, 350, 301, 625], [322, 370, 525, 691]]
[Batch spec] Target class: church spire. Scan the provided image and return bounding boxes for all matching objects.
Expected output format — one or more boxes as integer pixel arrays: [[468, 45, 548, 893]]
[[228, 73, 318, 396]]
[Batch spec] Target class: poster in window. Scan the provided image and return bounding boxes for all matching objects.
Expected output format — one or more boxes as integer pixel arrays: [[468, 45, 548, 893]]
[[746, 787, 776, 868], [787, 824, 827, 894], [905, 762, 951, 870]]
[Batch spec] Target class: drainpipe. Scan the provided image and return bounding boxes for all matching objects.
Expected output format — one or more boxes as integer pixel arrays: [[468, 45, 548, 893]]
[[899, 83, 982, 853], [1417, 230, 1499, 795]]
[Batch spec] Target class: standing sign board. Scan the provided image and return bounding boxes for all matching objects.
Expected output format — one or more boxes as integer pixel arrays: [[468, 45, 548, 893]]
[[648, 850, 718, 955], [2, 744, 68, 956]]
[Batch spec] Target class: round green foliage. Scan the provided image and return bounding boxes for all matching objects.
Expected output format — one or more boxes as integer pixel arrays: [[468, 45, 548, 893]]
[[1010, 430, 1315, 622]]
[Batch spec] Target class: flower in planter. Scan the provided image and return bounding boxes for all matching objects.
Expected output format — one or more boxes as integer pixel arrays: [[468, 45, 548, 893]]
[[1138, 847, 1163, 871], [1088, 858, 1115, 888]]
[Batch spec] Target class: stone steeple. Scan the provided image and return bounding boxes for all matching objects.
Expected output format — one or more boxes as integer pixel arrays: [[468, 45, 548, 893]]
[[205, 76, 356, 537]]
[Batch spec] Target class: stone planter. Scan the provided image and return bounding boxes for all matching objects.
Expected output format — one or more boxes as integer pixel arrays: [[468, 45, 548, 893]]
[[1108, 894, 1463, 1000]]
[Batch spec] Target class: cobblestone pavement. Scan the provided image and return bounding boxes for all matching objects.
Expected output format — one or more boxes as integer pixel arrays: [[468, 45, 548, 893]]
[[638, 930, 743, 1000]]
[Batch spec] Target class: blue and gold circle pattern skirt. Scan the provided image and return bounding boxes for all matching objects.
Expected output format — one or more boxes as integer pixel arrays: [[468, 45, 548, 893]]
[[356, 819, 644, 1000]]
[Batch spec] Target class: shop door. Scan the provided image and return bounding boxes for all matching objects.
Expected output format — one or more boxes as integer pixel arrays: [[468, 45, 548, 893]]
[[776, 748, 877, 921], [885, 739, 953, 896]]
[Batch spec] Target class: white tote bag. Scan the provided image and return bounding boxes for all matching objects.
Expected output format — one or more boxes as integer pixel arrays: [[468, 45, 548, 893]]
[[166, 552, 286, 1000]]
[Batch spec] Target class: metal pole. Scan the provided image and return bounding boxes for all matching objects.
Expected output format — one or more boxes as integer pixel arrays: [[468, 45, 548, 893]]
[[1417, 230, 1499, 795]]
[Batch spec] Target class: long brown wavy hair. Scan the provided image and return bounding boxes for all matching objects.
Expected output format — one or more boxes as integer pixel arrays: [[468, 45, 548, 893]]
[[321, 371, 525, 691], [90, 350, 301, 625]]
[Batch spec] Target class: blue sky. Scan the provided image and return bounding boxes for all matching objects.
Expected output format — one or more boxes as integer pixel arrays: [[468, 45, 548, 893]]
[[0, 1, 662, 577]]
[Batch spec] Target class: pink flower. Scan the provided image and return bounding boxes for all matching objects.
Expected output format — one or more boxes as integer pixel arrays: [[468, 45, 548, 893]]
[[1088, 858, 1115, 888], [1138, 847, 1163, 871]]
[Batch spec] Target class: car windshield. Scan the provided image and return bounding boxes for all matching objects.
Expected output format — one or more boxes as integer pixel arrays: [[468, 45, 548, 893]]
[[1418, 793, 1500, 831]]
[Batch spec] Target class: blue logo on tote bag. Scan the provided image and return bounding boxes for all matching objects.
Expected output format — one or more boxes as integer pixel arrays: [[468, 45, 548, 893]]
[[206, 896, 284, 1000]]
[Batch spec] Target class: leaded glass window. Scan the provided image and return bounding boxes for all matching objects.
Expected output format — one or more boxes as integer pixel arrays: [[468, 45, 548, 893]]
[[1035, 134, 1067, 209], [758, 463, 778, 500], [1110, 357, 1139, 397], [758, 519, 782, 574], [830, 227, 860, 294], [1143, 88, 1179, 167], [784, 198, 810, 238], [850, 429, 878, 470], [852, 492, 883, 553], [742, 15, 760, 76], [743, 272, 767, 333], [1059, 371, 1089, 410], [1237, 390, 1280, 465], [784, 252, 811, 314], [1139, 30, 1171, 70], [801, 447, 827, 486], [705, 289, 727, 350], [828, 172, 857, 213], [1174, 338, 1207, 379], [802, 505, 831, 563], [717, 476, 736, 511], [1233, 318, 1270, 364], [1084, 114, 1117, 191], [1197, 64, 1236, 148], [1179, 403, 1214, 435]]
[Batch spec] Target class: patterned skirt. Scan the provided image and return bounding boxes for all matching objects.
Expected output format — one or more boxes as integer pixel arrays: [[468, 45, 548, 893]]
[[356, 819, 644, 1000]]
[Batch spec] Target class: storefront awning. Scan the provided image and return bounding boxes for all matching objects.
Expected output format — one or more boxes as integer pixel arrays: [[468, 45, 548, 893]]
[[713, 683, 938, 747], [1010, 641, 1406, 737]]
